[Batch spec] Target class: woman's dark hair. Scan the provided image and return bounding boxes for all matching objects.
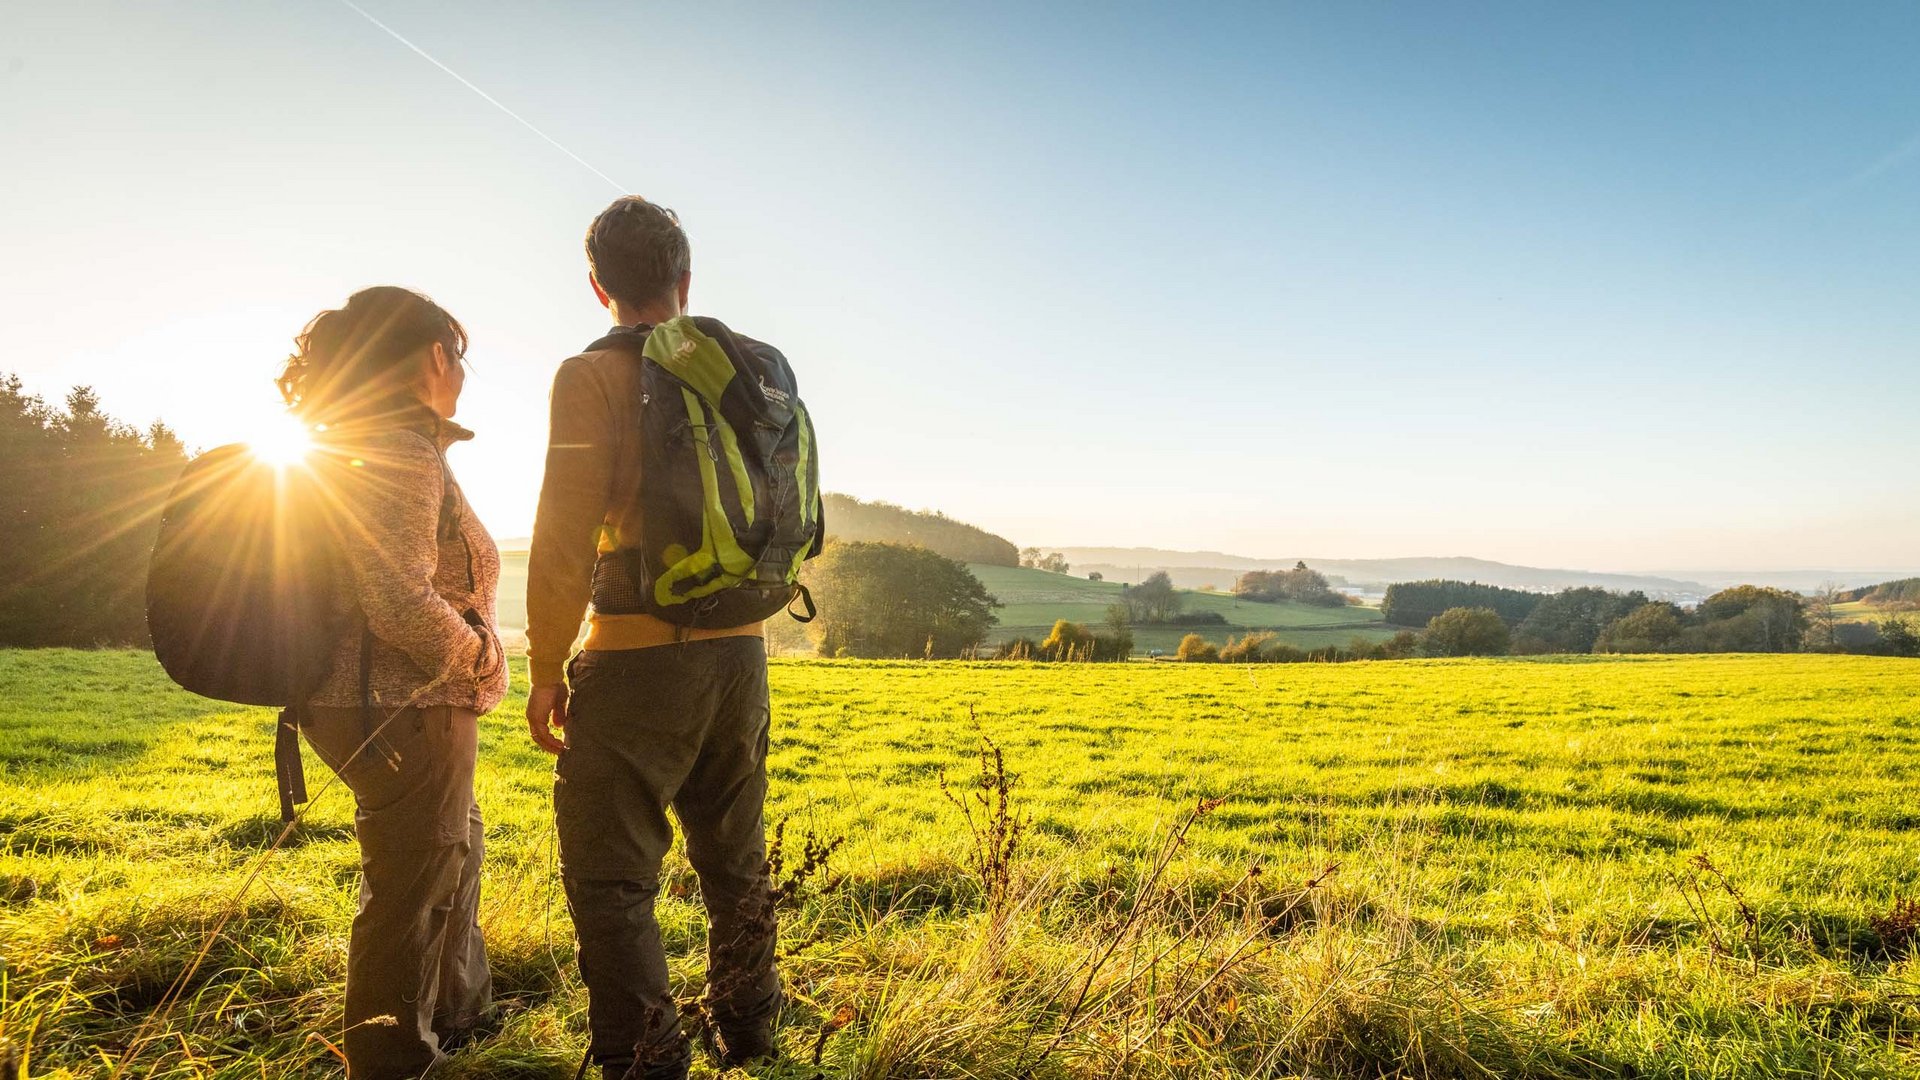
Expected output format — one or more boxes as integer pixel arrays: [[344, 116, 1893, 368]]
[[277, 286, 466, 427]]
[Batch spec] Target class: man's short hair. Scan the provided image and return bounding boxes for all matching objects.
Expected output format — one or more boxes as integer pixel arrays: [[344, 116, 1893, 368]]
[[585, 196, 691, 308]]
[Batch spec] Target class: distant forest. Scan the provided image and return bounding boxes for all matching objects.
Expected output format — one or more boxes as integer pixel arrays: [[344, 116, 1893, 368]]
[[823, 493, 1018, 566], [1843, 578, 1920, 607]]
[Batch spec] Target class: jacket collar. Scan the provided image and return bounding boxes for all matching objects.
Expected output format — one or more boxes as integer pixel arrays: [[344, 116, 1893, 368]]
[[319, 405, 474, 449], [428, 416, 476, 449]]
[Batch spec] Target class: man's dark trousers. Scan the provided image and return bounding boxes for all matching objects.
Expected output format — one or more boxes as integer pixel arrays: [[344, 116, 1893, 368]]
[[556, 637, 781, 1078]]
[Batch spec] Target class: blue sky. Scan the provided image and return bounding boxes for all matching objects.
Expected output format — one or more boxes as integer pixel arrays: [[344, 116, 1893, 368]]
[[3, 1, 1917, 570]]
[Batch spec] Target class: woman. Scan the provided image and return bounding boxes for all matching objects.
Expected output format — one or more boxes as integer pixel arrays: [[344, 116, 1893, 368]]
[[277, 286, 509, 1079]]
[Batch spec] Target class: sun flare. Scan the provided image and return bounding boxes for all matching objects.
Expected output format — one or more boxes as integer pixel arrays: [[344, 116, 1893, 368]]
[[245, 413, 315, 467]]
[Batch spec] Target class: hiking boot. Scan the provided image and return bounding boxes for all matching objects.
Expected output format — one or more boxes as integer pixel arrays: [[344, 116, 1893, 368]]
[[604, 1036, 692, 1080], [716, 1025, 776, 1067], [435, 1007, 502, 1055]]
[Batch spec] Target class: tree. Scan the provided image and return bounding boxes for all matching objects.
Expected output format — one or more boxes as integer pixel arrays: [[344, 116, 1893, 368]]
[[1595, 602, 1684, 653], [1424, 607, 1511, 657], [1037, 552, 1070, 574], [1087, 571, 1103, 582], [806, 541, 999, 658], [1019, 547, 1041, 569], [1805, 583, 1842, 652], [1123, 571, 1183, 623]]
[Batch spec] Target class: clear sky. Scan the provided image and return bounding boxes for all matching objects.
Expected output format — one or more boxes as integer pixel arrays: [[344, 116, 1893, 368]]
[[4, 1, 1917, 572]]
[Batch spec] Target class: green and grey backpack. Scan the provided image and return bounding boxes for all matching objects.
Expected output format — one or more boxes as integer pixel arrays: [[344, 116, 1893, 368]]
[[587, 315, 823, 627]]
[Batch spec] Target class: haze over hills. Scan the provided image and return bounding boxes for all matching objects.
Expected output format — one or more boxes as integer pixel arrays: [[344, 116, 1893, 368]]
[[503, 516, 1918, 602], [1055, 549, 1919, 599]]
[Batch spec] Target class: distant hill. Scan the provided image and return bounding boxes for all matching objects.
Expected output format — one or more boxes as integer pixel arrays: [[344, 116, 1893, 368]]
[[503, 495, 1019, 566], [1062, 549, 1709, 598], [825, 493, 1018, 566]]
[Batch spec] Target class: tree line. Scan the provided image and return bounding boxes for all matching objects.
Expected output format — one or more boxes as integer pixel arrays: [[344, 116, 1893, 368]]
[[1380, 579, 1542, 627], [1842, 577, 1920, 608], [0, 375, 187, 647]]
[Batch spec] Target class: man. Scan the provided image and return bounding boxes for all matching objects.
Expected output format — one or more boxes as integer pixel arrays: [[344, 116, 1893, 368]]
[[525, 197, 785, 1079]]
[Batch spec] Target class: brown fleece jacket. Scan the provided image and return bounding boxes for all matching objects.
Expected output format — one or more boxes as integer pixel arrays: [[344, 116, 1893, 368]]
[[305, 418, 509, 714]]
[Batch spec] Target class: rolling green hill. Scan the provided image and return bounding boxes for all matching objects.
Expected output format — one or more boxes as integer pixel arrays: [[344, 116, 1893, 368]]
[[969, 564, 1395, 653], [499, 555, 1396, 654]]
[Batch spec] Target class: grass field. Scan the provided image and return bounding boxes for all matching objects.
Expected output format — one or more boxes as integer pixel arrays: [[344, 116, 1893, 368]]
[[4, 649, 1920, 1077], [966, 564, 1394, 653], [1836, 600, 1911, 625]]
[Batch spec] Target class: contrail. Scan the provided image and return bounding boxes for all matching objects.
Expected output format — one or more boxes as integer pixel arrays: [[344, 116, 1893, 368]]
[[337, 0, 627, 193], [1801, 129, 1920, 206]]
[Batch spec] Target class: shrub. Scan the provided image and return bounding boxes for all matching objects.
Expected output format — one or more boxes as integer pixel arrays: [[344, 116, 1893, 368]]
[[1159, 611, 1228, 627], [1219, 632, 1275, 663], [1040, 619, 1091, 660], [1262, 642, 1309, 663], [1176, 633, 1219, 662]]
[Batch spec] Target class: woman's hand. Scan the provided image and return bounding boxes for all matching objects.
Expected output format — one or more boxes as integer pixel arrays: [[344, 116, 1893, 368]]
[[526, 683, 569, 755]]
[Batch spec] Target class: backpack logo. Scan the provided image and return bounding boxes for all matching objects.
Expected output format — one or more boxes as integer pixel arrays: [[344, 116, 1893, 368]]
[[758, 376, 790, 406]]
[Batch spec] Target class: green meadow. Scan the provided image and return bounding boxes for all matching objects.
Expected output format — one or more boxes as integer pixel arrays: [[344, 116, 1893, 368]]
[[964, 564, 1395, 653], [3, 649, 1920, 1077]]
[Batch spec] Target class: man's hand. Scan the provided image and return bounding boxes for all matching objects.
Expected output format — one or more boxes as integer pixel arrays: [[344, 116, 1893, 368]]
[[527, 683, 570, 755]]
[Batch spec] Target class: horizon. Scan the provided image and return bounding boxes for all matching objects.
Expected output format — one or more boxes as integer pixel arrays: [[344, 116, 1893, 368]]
[[6, 2, 1919, 570]]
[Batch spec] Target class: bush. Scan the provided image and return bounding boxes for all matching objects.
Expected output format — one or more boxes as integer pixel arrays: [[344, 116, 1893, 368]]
[[1424, 607, 1511, 657], [1219, 632, 1275, 663], [1001, 620, 1132, 662], [1165, 611, 1228, 626], [1176, 633, 1219, 662]]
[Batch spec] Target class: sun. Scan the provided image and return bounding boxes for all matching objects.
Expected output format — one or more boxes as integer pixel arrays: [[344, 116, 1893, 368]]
[[245, 412, 315, 467]]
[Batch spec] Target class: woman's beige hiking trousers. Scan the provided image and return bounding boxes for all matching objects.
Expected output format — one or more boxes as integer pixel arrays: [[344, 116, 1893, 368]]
[[302, 704, 492, 1080]]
